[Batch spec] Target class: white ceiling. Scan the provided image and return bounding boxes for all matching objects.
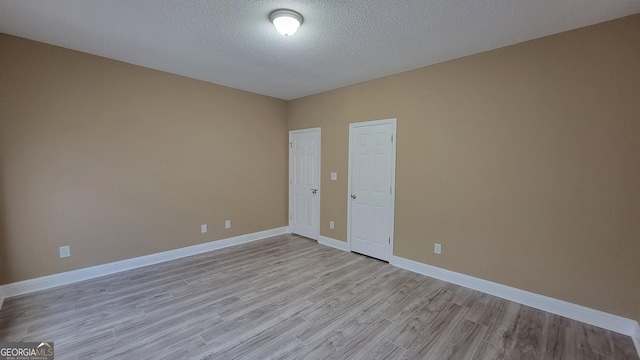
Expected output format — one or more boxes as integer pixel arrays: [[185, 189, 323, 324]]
[[1, 1, 639, 100]]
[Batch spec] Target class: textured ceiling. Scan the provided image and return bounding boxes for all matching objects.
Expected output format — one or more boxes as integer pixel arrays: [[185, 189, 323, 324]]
[[1, 1, 639, 100]]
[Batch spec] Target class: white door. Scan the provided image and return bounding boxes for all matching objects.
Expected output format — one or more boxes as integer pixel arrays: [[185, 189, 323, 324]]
[[348, 119, 396, 261], [289, 128, 321, 240]]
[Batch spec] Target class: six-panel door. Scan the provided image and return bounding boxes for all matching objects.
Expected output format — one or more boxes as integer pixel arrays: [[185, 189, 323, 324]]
[[289, 129, 320, 240], [349, 122, 394, 261]]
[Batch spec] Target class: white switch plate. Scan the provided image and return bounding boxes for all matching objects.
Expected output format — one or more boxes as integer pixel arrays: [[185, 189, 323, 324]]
[[59, 246, 70, 258], [330, 172, 337, 180], [434, 243, 442, 254], [329, 221, 335, 229], [201, 224, 207, 233], [225, 220, 231, 229]]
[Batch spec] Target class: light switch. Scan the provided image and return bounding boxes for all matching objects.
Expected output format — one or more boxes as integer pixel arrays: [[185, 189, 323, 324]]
[[330, 172, 337, 181]]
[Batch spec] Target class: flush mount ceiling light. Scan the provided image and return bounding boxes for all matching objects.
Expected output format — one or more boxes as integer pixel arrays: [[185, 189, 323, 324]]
[[269, 9, 303, 36]]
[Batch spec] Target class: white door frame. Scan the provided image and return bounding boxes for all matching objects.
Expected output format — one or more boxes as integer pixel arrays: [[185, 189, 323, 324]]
[[289, 127, 321, 240], [347, 118, 397, 259]]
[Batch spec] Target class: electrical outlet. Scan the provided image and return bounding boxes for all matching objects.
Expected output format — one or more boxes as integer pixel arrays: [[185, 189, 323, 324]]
[[59, 246, 70, 258], [201, 224, 207, 233], [434, 243, 442, 254], [329, 221, 335, 229], [225, 220, 231, 229], [330, 172, 337, 181]]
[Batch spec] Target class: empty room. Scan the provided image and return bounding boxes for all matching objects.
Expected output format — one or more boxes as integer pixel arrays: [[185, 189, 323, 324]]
[[1, 1, 639, 359]]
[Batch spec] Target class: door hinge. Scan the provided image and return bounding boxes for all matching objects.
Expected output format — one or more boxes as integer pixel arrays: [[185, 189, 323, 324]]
[[289, 142, 292, 148], [290, 215, 293, 220], [388, 237, 391, 244], [390, 186, 392, 194], [391, 134, 394, 143]]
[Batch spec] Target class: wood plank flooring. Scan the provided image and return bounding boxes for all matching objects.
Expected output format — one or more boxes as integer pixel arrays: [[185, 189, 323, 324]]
[[0, 234, 637, 359]]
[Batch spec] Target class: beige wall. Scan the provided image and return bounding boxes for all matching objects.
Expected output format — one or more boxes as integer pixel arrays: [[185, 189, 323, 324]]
[[289, 14, 640, 322], [0, 34, 288, 284]]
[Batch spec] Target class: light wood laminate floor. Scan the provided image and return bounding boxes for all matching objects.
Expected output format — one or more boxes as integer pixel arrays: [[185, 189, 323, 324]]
[[0, 234, 637, 359]]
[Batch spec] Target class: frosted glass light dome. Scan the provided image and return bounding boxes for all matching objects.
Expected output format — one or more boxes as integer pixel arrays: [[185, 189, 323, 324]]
[[269, 9, 303, 36]]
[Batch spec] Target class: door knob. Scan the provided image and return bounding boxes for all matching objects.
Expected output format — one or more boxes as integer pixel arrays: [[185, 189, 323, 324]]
[[311, 188, 318, 195], [351, 194, 357, 199]]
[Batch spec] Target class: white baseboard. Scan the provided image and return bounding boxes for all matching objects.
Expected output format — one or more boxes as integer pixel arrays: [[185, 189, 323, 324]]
[[0, 226, 289, 303], [390, 255, 640, 342], [318, 235, 349, 252], [633, 322, 640, 358]]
